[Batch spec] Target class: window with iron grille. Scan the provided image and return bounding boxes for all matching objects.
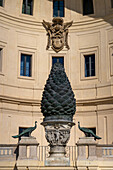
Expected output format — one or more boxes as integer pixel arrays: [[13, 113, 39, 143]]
[[0, 0, 3, 7], [0, 48, 3, 72], [20, 54, 32, 77], [83, 0, 94, 15], [84, 54, 95, 77], [22, 0, 33, 15], [52, 57, 64, 66], [53, 0, 64, 17]]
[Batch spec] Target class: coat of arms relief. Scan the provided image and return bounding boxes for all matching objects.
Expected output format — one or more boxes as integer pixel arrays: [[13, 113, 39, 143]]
[[42, 17, 73, 53]]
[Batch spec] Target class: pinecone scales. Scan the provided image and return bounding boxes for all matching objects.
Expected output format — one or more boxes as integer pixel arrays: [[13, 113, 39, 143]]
[[41, 63, 76, 121]]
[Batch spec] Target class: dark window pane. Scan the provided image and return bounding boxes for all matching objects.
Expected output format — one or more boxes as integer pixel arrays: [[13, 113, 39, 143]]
[[19, 127, 29, 140], [53, 7, 58, 17], [0, 0, 3, 7], [52, 57, 64, 66], [86, 127, 96, 138], [59, 1, 64, 17], [22, 4, 25, 13], [20, 54, 25, 76], [85, 54, 95, 77], [91, 69, 95, 76], [27, 0, 33, 15], [22, 0, 33, 15], [53, 1, 58, 17], [26, 5, 31, 15], [54, 0, 58, 7], [53, 0, 64, 17], [0, 48, 2, 72], [111, 0, 113, 8], [22, 0, 26, 13], [26, 55, 31, 76], [83, 0, 94, 15]]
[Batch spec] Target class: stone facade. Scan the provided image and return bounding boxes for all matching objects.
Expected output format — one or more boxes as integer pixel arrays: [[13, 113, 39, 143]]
[[0, 0, 113, 148]]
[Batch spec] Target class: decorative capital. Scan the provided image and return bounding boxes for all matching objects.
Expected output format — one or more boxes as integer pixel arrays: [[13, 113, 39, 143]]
[[42, 17, 73, 53], [43, 122, 74, 146]]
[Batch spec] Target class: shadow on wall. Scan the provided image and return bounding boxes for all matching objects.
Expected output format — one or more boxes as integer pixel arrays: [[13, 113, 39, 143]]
[[48, 0, 113, 26]]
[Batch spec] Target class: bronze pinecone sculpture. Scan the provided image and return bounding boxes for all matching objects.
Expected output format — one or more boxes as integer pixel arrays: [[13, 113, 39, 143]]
[[41, 63, 76, 121]]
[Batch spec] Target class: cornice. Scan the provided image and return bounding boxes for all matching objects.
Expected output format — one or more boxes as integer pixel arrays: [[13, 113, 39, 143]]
[[77, 96, 113, 106], [0, 10, 113, 31], [0, 95, 40, 106], [0, 11, 43, 31], [0, 95, 113, 107]]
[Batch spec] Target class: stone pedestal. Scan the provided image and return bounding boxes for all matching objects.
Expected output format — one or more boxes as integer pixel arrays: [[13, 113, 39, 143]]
[[77, 137, 97, 160], [18, 136, 39, 160], [45, 145, 69, 166], [41, 120, 75, 166]]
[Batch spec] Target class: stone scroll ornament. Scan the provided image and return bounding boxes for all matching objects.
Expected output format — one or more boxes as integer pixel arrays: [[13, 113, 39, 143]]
[[42, 17, 73, 52]]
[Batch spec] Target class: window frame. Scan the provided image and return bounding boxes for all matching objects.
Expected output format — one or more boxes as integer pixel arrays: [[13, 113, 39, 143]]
[[82, 0, 95, 16], [52, 56, 64, 67], [80, 47, 98, 81], [22, 0, 34, 16], [20, 53, 32, 77], [109, 44, 113, 77], [18, 48, 35, 80], [48, 51, 68, 75], [0, 42, 6, 76], [53, 0, 65, 17], [84, 54, 95, 77], [0, 48, 3, 73]]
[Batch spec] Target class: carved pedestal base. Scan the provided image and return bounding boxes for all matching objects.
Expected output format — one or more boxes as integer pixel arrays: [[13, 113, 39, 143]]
[[45, 145, 69, 166], [77, 137, 97, 160], [41, 120, 75, 166], [18, 136, 39, 160]]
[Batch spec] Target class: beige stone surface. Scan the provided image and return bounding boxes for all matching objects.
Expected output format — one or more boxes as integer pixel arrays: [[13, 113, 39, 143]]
[[0, 0, 113, 149]]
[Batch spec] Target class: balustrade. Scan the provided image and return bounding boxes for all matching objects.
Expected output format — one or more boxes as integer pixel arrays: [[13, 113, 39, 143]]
[[0, 145, 17, 160], [0, 144, 113, 164]]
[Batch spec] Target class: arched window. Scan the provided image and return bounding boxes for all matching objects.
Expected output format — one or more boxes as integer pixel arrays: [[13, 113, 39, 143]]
[[53, 0, 64, 17], [83, 0, 94, 15]]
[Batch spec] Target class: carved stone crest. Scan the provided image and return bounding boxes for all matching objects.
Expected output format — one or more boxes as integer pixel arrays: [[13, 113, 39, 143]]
[[42, 17, 73, 52]]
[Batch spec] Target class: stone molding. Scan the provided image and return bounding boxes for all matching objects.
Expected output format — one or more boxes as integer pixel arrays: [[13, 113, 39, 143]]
[[0, 94, 113, 106], [18, 137, 39, 160], [0, 10, 113, 30]]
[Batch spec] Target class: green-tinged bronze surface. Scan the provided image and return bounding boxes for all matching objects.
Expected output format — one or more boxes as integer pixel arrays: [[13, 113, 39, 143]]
[[78, 122, 102, 140], [12, 121, 37, 138], [41, 63, 76, 121]]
